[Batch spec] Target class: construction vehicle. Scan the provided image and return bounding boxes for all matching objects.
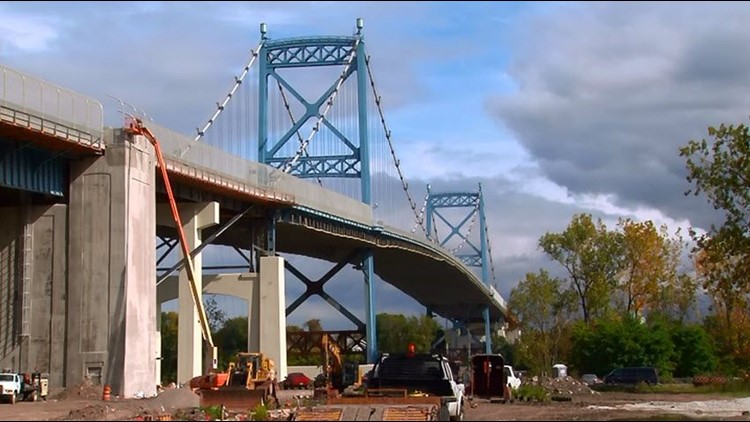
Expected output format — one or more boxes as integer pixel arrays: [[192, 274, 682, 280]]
[[0, 372, 48, 404], [125, 118, 275, 410], [188, 352, 278, 410], [294, 344, 465, 421], [312, 334, 360, 398]]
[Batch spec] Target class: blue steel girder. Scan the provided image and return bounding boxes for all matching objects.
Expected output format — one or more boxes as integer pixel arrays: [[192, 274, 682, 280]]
[[268, 72, 357, 157], [433, 209, 481, 255], [259, 34, 367, 182], [285, 249, 365, 331], [264, 155, 360, 179], [457, 254, 482, 267], [265, 36, 358, 68], [428, 193, 479, 208]]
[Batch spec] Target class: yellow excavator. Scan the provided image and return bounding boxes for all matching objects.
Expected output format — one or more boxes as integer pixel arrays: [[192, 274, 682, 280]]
[[125, 118, 276, 410], [314, 334, 361, 398]]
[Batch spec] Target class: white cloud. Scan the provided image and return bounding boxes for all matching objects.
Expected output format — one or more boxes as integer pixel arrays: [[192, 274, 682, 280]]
[[0, 8, 62, 53]]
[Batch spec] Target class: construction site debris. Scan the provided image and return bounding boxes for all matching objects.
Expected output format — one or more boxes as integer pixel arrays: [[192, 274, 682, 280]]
[[521, 375, 599, 400], [53, 377, 104, 401]]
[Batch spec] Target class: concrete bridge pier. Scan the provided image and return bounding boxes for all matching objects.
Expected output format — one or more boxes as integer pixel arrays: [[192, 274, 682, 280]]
[[156, 202, 219, 385], [157, 264, 287, 380], [259, 256, 287, 380], [67, 129, 156, 398]]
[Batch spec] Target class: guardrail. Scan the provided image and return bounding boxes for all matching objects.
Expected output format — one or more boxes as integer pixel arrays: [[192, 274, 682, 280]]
[[148, 122, 373, 224], [0, 63, 104, 148]]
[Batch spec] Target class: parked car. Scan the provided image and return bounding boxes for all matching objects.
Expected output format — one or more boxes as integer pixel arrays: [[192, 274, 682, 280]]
[[282, 372, 312, 389], [581, 373, 602, 386], [604, 367, 658, 385]]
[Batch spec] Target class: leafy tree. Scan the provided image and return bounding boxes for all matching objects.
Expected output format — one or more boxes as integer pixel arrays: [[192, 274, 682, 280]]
[[680, 122, 750, 366], [491, 334, 516, 365], [658, 273, 699, 323], [214, 317, 249, 369], [670, 324, 717, 377], [376, 313, 440, 354], [508, 270, 576, 373], [160, 311, 179, 384], [539, 214, 624, 323], [304, 319, 323, 332], [569, 317, 674, 378], [204, 295, 227, 333], [615, 219, 683, 318]]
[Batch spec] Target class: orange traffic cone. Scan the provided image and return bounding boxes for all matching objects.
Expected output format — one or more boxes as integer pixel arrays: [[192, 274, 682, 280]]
[[102, 385, 111, 401]]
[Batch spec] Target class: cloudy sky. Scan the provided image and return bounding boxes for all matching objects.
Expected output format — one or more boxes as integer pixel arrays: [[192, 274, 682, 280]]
[[4, 1, 749, 329]]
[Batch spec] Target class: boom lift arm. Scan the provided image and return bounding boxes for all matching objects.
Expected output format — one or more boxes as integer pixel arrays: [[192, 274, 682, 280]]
[[124, 117, 217, 370]]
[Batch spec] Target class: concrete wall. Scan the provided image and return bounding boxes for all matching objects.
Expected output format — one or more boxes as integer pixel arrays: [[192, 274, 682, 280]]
[[67, 129, 156, 397], [27, 204, 67, 387], [0, 204, 67, 387], [0, 207, 22, 372]]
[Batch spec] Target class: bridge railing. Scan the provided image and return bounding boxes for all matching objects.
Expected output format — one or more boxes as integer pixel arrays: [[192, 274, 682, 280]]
[[0, 63, 104, 147], [147, 123, 373, 224]]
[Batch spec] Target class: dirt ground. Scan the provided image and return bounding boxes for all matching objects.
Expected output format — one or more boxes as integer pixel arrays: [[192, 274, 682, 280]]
[[465, 391, 750, 421], [1, 386, 749, 420]]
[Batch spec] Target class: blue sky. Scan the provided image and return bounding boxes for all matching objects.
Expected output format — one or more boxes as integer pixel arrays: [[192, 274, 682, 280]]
[[3, 1, 749, 329]]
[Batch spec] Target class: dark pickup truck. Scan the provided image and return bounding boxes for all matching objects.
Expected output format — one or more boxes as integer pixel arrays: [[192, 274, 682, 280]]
[[294, 352, 465, 421]]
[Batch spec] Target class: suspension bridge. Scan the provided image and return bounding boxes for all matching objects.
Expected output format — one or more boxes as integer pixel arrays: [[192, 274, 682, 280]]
[[0, 19, 508, 396]]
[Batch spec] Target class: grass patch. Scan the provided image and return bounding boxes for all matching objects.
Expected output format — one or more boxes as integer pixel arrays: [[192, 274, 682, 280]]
[[516, 384, 549, 402]]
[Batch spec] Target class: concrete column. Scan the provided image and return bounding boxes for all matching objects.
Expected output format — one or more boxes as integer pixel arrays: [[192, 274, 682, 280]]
[[155, 303, 161, 386], [156, 202, 219, 385], [259, 256, 286, 380], [67, 128, 156, 397], [157, 273, 259, 359]]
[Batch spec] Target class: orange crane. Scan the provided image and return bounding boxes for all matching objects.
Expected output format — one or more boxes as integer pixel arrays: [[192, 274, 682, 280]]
[[124, 117, 217, 370]]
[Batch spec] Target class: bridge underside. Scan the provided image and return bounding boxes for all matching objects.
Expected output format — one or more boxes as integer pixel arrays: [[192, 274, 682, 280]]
[[158, 203, 505, 323]]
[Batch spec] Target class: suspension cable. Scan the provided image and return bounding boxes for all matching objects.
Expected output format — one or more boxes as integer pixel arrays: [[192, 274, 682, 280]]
[[478, 185, 498, 287], [452, 204, 480, 254], [276, 80, 323, 186], [180, 39, 265, 157], [281, 38, 360, 173], [485, 219, 498, 287], [365, 55, 428, 237], [411, 184, 431, 234]]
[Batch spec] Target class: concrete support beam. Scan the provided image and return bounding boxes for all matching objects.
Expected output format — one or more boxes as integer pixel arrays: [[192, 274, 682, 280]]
[[165, 202, 219, 385], [259, 256, 287, 380], [67, 129, 156, 397], [157, 273, 260, 357]]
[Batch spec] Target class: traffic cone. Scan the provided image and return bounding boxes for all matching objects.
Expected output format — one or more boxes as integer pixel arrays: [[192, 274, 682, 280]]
[[102, 385, 111, 401]]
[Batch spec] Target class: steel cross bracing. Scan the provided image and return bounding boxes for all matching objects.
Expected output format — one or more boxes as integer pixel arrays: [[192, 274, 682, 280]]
[[284, 249, 366, 331], [258, 33, 367, 183], [265, 36, 359, 67], [428, 192, 480, 208]]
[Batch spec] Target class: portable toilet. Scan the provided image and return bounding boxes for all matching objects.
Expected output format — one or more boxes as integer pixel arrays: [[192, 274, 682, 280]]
[[552, 363, 567, 379]]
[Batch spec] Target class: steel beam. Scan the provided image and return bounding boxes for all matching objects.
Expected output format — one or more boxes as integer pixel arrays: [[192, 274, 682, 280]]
[[284, 250, 365, 330], [155, 206, 253, 286]]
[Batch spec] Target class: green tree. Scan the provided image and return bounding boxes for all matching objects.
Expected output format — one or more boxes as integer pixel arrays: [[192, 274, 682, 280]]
[[671, 324, 717, 377], [569, 317, 674, 378], [376, 313, 440, 354], [160, 311, 179, 384], [214, 317, 248, 369], [508, 270, 576, 373], [539, 214, 624, 323], [681, 122, 750, 357], [204, 295, 227, 333]]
